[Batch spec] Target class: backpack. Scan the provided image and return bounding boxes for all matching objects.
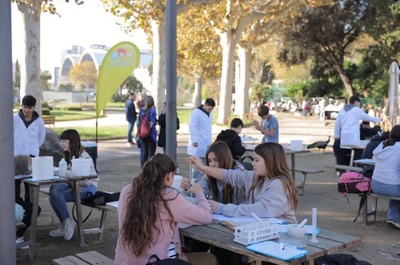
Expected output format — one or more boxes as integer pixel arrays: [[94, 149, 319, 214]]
[[146, 254, 193, 265], [72, 191, 120, 223], [138, 109, 151, 139], [338, 172, 371, 194], [338, 171, 372, 222]]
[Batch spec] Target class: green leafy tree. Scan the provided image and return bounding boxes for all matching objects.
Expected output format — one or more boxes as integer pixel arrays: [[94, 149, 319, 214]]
[[355, 0, 400, 98], [14, 60, 21, 89], [58, 83, 74, 92], [124, 75, 143, 93], [40, 70, 52, 91], [251, 82, 271, 103], [278, 0, 372, 97]]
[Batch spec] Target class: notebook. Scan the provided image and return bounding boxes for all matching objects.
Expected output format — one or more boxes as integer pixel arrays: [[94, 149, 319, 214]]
[[246, 241, 308, 261]]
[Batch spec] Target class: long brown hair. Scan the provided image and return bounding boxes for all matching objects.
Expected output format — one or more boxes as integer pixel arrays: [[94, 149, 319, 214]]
[[206, 141, 235, 203], [60, 129, 84, 164], [121, 154, 177, 256], [248, 143, 298, 210]]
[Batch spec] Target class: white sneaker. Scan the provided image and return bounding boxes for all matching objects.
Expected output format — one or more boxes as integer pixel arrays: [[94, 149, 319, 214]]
[[49, 223, 65, 237], [64, 217, 76, 241], [387, 219, 400, 229], [15, 237, 29, 249]]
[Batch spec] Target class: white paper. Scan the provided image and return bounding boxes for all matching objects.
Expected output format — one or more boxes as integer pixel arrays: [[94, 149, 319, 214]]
[[212, 214, 288, 224]]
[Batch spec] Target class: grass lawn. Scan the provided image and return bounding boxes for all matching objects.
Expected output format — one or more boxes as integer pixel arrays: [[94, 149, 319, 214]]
[[48, 106, 254, 140]]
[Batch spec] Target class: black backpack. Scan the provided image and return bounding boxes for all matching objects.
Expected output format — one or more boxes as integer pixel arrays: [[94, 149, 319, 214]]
[[146, 255, 193, 265]]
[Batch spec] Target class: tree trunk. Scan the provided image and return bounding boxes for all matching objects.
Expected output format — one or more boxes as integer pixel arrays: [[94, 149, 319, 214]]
[[236, 43, 252, 118], [18, 1, 42, 114], [336, 65, 354, 97], [217, 32, 235, 125], [234, 59, 240, 115], [194, 72, 202, 107], [151, 16, 166, 113]]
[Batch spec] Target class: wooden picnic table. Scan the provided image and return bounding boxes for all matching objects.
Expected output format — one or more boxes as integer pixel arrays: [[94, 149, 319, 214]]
[[180, 220, 361, 265], [341, 140, 369, 166], [244, 145, 310, 181], [353, 158, 376, 167], [22, 174, 98, 257]]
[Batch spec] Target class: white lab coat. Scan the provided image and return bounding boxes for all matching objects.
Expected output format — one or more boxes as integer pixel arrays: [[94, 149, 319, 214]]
[[334, 105, 380, 147], [13, 112, 46, 157], [187, 107, 212, 157]]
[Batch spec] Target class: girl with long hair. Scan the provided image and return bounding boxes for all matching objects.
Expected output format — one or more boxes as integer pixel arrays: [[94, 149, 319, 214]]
[[49, 129, 98, 241], [182, 141, 246, 204], [188, 142, 298, 223], [115, 154, 217, 265], [138, 95, 157, 167]]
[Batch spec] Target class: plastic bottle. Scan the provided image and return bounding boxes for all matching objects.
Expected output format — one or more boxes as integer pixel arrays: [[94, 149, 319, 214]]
[[58, 158, 67, 176]]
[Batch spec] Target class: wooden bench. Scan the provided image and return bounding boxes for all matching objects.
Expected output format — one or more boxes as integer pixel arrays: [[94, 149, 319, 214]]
[[40, 186, 118, 244], [53, 250, 113, 265], [292, 167, 324, 196], [43, 115, 56, 127], [362, 193, 400, 225], [324, 164, 363, 173], [79, 203, 117, 244]]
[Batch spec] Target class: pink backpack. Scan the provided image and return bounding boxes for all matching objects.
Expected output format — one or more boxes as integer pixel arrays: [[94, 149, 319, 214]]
[[338, 171, 372, 222], [338, 171, 371, 193]]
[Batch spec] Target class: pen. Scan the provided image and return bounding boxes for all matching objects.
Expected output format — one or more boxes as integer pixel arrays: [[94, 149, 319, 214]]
[[283, 243, 304, 250]]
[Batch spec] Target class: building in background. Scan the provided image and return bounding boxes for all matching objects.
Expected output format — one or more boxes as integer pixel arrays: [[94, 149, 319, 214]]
[[55, 44, 152, 91]]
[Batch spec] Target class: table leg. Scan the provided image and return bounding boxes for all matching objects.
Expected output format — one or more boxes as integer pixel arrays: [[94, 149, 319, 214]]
[[291, 154, 296, 181], [28, 185, 40, 258], [71, 181, 85, 247], [349, 149, 355, 166]]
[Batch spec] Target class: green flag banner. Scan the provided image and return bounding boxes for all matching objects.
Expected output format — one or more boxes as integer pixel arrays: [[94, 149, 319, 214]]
[[96, 41, 140, 117]]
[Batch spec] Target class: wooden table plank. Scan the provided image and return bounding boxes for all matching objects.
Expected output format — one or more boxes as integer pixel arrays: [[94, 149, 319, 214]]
[[180, 220, 362, 265], [318, 230, 362, 248]]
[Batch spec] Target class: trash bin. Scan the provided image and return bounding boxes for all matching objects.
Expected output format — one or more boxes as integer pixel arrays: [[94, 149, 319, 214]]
[[81, 141, 97, 171]]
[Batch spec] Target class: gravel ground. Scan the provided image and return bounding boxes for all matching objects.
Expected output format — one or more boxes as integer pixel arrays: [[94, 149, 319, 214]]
[[17, 112, 400, 265]]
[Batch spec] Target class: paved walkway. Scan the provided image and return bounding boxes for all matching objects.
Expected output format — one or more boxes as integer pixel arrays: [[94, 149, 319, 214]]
[[17, 113, 400, 265]]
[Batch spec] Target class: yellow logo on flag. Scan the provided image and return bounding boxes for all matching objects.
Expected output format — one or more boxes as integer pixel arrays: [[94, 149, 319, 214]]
[[96, 42, 140, 117]]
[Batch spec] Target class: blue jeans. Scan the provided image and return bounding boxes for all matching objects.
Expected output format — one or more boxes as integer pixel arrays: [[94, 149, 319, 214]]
[[371, 179, 400, 222], [49, 182, 97, 224], [127, 120, 136, 143], [140, 137, 156, 167]]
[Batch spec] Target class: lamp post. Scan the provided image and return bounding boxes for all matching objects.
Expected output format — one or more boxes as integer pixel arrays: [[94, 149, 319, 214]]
[[194, 69, 202, 107]]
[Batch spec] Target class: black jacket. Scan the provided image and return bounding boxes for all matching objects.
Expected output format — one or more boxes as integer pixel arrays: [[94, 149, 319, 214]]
[[216, 129, 245, 160], [157, 113, 180, 147]]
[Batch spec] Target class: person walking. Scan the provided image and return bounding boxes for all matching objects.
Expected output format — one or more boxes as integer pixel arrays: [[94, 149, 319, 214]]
[[125, 92, 137, 147], [187, 98, 216, 183], [14, 95, 46, 202]]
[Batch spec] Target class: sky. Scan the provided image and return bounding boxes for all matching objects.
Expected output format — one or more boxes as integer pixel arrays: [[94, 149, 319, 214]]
[[11, 1, 151, 72]]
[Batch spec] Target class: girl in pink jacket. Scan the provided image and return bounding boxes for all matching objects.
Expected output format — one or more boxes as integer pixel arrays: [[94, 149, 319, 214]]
[[114, 154, 217, 265]]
